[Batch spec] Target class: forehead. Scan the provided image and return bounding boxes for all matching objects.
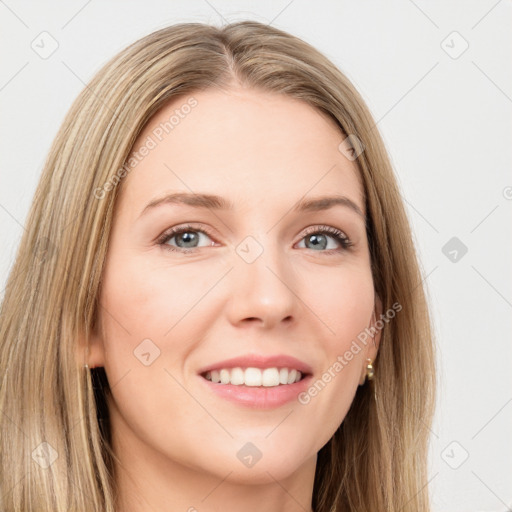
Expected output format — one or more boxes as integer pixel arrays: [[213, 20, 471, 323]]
[[118, 87, 364, 218]]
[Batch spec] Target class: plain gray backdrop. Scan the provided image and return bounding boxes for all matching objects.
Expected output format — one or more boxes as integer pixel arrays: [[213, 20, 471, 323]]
[[1, 1, 511, 510]]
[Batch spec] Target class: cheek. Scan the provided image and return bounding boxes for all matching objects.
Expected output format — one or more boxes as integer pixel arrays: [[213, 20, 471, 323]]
[[302, 263, 375, 342], [97, 252, 225, 406], [100, 252, 215, 343], [295, 265, 374, 428], [97, 256, 208, 445]]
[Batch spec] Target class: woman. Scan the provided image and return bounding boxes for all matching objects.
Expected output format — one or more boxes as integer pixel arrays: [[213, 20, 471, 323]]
[[0, 20, 436, 512]]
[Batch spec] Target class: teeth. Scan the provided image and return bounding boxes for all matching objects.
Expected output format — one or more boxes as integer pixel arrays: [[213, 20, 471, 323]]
[[230, 367, 244, 385], [219, 369, 230, 384], [245, 367, 262, 386], [262, 368, 279, 387], [203, 367, 303, 387]]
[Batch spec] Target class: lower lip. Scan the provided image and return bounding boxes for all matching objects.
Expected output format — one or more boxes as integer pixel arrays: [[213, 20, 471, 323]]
[[198, 374, 313, 409]]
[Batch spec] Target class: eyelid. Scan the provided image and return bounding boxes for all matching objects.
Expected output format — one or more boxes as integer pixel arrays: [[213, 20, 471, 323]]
[[156, 223, 218, 247]]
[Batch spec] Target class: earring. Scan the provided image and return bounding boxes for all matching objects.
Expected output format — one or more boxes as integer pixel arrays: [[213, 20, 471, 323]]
[[365, 358, 374, 381]]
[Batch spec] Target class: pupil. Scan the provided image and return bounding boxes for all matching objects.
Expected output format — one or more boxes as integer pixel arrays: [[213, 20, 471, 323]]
[[308, 234, 326, 250], [178, 232, 197, 247]]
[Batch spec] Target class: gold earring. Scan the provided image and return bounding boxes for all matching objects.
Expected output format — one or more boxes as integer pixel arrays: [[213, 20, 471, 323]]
[[365, 358, 374, 381]]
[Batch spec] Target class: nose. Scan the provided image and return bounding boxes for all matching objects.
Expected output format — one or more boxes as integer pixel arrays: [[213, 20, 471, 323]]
[[225, 237, 298, 329]]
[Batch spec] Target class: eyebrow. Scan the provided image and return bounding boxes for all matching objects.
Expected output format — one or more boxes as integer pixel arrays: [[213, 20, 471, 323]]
[[138, 192, 365, 219]]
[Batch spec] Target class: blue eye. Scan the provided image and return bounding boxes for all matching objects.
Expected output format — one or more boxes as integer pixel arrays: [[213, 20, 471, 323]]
[[157, 224, 353, 254], [298, 226, 353, 252], [158, 224, 215, 252]]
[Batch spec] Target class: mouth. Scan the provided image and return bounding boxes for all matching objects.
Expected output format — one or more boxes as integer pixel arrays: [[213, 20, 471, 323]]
[[200, 367, 310, 387]]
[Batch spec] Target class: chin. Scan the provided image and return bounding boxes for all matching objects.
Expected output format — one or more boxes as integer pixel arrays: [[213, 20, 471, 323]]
[[224, 456, 311, 485]]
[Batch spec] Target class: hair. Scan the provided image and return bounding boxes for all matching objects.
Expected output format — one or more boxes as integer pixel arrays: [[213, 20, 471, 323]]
[[0, 20, 436, 512]]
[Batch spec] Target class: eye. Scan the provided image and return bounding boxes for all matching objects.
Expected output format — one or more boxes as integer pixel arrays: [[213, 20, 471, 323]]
[[296, 225, 353, 253], [157, 224, 217, 253]]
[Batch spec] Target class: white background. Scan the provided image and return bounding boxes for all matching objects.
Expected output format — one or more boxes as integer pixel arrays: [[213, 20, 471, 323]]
[[0, 1, 511, 510]]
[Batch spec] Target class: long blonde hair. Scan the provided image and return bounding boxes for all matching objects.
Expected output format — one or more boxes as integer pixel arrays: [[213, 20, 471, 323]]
[[0, 21, 436, 512]]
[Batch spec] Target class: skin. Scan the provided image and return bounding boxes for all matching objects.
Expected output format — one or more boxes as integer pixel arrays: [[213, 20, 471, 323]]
[[84, 85, 381, 512]]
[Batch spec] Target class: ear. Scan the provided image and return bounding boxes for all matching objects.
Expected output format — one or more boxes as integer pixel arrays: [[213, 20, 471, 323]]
[[75, 323, 106, 369], [358, 294, 383, 385]]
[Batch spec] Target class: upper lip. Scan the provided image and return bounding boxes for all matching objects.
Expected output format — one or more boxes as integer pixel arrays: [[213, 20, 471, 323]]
[[197, 354, 313, 376]]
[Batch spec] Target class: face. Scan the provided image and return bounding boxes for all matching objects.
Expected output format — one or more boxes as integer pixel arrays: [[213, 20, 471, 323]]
[[86, 86, 381, 485]]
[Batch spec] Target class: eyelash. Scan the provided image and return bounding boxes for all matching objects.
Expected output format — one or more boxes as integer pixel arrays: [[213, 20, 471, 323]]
[[156, 223, 353, 255]]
